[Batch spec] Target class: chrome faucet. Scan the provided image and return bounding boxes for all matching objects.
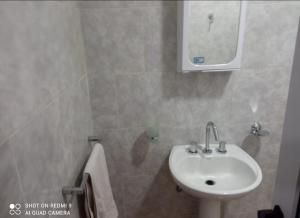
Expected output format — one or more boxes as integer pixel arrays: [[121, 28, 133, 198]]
[[203, 121, 219, 154]]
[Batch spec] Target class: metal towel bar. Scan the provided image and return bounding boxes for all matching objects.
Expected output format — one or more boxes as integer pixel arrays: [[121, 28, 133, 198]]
[[62, 173, 89, 196], [62, 136, 101, 199]]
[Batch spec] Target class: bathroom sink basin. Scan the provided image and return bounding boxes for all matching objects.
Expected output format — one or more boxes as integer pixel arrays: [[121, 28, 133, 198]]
[[169, 144, 262, 200]]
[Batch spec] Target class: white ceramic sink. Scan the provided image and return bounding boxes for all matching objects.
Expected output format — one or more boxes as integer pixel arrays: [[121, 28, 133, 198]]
[[169, 144, 262, 218], [169, 144, 262, 199]]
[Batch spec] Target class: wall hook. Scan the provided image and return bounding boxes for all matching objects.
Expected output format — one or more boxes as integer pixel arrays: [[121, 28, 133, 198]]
[[250, 122, 270, 136]]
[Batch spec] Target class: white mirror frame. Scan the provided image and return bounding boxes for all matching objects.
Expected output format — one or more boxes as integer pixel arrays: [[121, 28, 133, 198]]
[[177, 1, 247, 73]]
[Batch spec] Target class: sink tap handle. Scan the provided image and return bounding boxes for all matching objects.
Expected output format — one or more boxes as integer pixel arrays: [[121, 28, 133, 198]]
[[217, 141, 227, 153], [187, 141, 199, 154]]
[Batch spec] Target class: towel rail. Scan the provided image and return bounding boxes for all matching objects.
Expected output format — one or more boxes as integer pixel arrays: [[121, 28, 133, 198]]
[[62, 173, 89, 196], [62, 136, 101, 198]]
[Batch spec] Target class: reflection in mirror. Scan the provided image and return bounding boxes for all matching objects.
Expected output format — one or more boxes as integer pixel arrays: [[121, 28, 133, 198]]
[[188, 1, 241, 65]]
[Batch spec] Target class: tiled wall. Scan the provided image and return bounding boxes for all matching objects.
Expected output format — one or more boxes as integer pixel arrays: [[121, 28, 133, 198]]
[[0, 2, 93, 218], [80, 1, 300, 218]]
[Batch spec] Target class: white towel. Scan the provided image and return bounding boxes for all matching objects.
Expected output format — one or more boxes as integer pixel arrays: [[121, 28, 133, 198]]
[[84, 143, 118, 218]]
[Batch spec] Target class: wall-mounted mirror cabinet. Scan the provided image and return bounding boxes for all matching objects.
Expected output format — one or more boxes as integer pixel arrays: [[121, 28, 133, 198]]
[[177, 1, 247, 73]]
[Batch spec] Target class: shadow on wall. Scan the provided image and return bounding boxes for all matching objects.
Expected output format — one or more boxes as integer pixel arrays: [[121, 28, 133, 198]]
[[132, 158, 198, 218], [128, 132, 199, 218], [131, 132, 150, 166], [241, 134, 261, 158]]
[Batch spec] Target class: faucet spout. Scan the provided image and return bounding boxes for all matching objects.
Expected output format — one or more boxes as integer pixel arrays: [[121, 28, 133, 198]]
[[204, 121, 219, 154], [212, 125, 219, 141]]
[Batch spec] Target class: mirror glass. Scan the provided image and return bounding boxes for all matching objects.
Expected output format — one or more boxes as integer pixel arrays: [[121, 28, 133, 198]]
[[188, 1, 241, 65]]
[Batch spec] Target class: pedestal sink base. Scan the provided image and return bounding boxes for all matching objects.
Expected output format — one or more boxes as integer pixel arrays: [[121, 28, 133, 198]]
[[199, 199, 221, 218]]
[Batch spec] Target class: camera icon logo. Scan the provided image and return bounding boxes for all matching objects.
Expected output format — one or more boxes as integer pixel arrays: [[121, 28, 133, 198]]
[[9, 203, 21, 215]]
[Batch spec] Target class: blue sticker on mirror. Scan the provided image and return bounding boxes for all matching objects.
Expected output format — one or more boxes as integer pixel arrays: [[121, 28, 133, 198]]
[[193, 56, 205, 64]]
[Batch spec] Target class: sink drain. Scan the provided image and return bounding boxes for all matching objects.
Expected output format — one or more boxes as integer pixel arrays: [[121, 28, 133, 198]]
[[205, 180, 215, 186]]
